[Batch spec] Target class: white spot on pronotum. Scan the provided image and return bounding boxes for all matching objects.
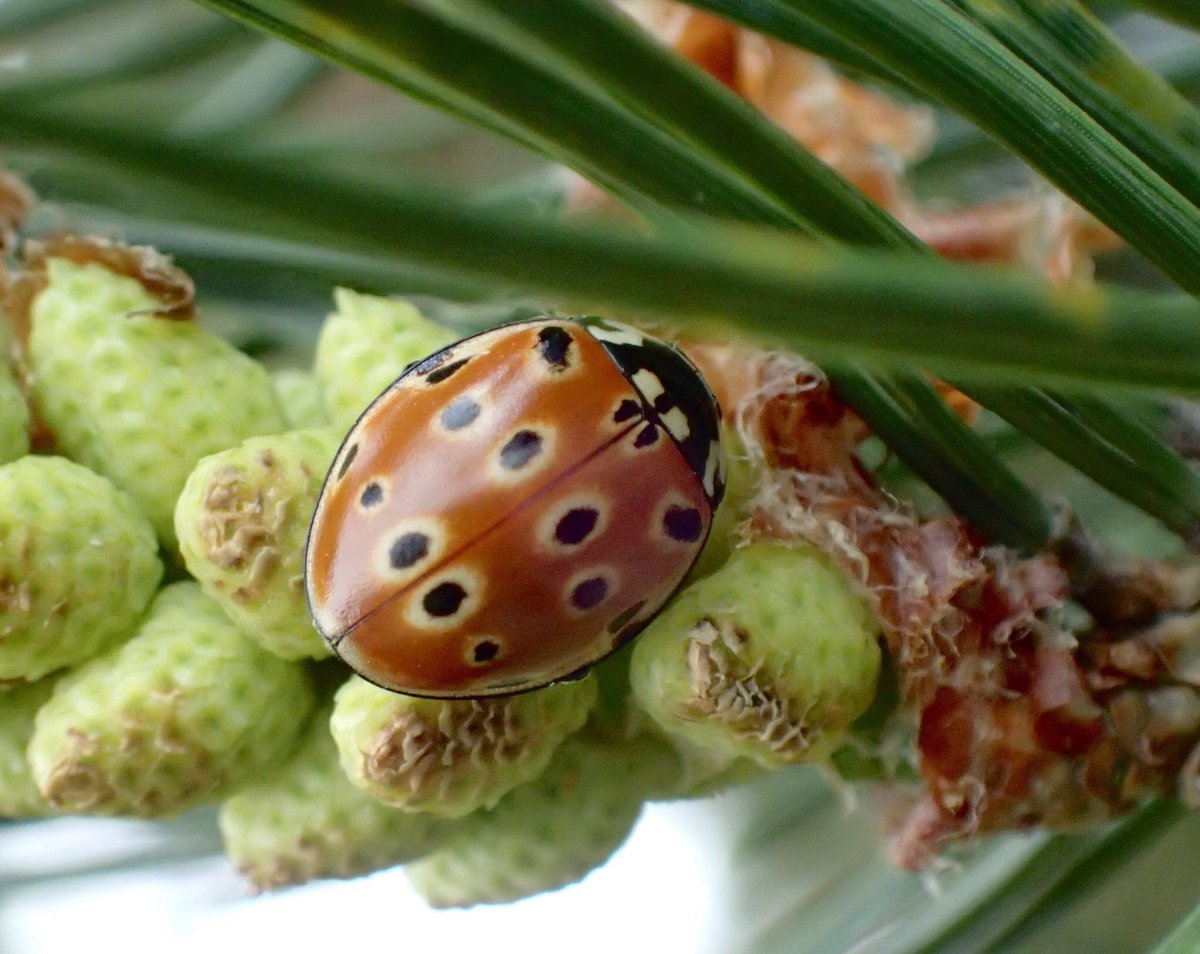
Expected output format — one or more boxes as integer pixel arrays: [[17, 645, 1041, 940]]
[[631, 369, 665, 404], [703, 441, 720, 497], [587, 321, 645, 347], [661, 406, 691, 442], [466, 635, 506, 666]]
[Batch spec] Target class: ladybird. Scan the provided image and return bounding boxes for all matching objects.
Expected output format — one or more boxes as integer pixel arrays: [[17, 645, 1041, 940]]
[[305, 316, 725, 698]]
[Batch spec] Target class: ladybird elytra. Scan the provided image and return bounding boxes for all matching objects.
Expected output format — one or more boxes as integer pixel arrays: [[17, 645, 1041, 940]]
[[305, 316, 725, 699]]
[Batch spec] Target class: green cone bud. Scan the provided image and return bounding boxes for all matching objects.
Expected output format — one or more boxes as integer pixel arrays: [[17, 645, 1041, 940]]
[[29, 257, 286, 546], [314, 289, 455, 432], [407, 730, 671, 908], [631, 541, 881, 772], [330, 674, 596, 818], [272, 369, 327, 430], [0, 456, 162, 682], [29, 582, 315, 817], [176, 427, 341, 660], [0, 677, 58, 817], [220, 707, 451, 890], [0, 359, 28, 464]]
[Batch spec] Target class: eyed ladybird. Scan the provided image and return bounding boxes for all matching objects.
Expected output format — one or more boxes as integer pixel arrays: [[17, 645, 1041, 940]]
[[305, 316, 725, 698]]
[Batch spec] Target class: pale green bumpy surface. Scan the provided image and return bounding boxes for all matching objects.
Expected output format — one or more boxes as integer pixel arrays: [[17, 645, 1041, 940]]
[[0, 677, 58, 817], [0, 359, 29, 464], [330, 674, 597, 818], [271, 368, 327, 430], [175, 427, 341, 660], [28, 258, 286, 546], [406, 730, 675, 908], [314, 289, 456, 432], [0, 456, 162, 682], [631, 541, 881, 772], [220, 707, 452, 890], [28, 582, 315, 817]]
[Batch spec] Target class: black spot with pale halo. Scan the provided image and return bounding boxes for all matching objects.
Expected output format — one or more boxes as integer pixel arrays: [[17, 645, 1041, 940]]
[[555, 508, 599, 546], [441, 395, 480, 431], [472, 640, 500, 664], [389, 532, 429, 569], [424, 581, 467, 617], [359, 482, 384, 509], [536, 326, 573, 369], [500, 430, 543, 470], [571, 576, 608, 610], [663, 505, 703, 543]]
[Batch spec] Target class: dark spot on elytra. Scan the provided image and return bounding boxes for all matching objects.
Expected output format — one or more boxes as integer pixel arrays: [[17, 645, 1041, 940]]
[[472, 639, 500, 664], [536, 326, 574, 369], [653, 392, 673, 413], [663, 505, 703, 543], [634, 423, 659, 448], [412, 349, 452, 376], [389, 532, 430, 569], [336, 443, 358, 480], [359, 481, 384, 509], [500, 430, 543, 470], [607, 601, 646, 634], [571, 576, 608, 610], [613, 399, 641, 423], [424, 581, 467, 617], [440, 395, 480, 431], [555, 507, 599, 546], [426, 357, 470, 384]]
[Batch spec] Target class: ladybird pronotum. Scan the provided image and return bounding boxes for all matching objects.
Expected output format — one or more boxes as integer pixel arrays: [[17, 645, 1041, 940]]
[[305, 316, 726, 698]]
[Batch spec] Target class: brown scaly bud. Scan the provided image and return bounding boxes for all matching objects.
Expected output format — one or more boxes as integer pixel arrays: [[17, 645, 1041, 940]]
[[1054, 520, 1200, 627], [329, 674, 597, 818], [892, 595, 1200, 869], [18, 235, 195, 321], [2, 234, 197, 454]]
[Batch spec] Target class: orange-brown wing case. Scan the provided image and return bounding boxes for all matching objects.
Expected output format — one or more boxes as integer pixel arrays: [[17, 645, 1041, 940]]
[[306, 319, 715, 697]]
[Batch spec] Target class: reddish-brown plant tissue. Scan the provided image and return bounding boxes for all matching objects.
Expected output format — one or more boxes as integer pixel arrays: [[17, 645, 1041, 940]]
[[607, 1, 1191, 869], [685, 337, 1200, 869]]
